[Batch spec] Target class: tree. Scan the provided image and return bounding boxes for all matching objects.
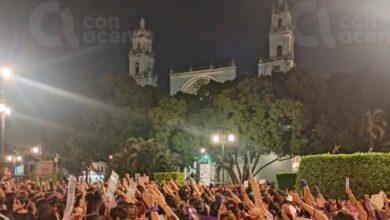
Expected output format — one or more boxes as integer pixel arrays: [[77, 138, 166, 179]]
[[61, 74, 161, 175], [149, 97, 200, 169], [360, 108, 387, 150], [111, 138, 180, 175], [200, 77, 311, 182], [150, 74, 313, 183]]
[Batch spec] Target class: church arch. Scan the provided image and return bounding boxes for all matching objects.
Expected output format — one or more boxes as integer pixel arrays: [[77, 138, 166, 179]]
[[181, 76, 217, 94]]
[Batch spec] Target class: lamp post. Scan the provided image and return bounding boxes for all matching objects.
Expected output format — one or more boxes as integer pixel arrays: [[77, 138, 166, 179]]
[[5, 153, 23, 176], [212, 131, 235, 183], [0, 67, 12, 164], [196, 148, 207, 178]]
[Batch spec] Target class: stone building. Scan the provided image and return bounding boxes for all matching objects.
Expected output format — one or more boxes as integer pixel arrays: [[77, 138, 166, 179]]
[[129, 0, 295, 92], [128, 18, 157, 87], [258, 0, 295, 76], [169, 61, 237, 95]]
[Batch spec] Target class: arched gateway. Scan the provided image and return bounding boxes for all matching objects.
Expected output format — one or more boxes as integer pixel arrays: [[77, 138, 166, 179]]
[[169, 62, 237, 95]]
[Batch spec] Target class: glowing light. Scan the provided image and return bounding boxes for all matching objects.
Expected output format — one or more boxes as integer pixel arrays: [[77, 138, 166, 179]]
[[6, 155, 12, 162], [16, 156, 22, 162], [212, 135, 220, 143], [228, 134, 235, 142], [4, 107, 11, 115], [32, 147, 40, 154], [0, 104, 11, 115], [0, 67, 12, 79], [200, 148, 206, 153]]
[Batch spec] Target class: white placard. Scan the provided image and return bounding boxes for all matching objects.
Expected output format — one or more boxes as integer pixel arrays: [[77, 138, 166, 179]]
[[62, 175, 77, 220], [126, 182, 137, 198], [371, 192, 384, 209], [199, 164, 211, 186], [106, 171, 119, 207]]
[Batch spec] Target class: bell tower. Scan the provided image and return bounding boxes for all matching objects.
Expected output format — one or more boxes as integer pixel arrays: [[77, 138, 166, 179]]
[[258, 0, 295, 76], [129, 18, 157, 87]]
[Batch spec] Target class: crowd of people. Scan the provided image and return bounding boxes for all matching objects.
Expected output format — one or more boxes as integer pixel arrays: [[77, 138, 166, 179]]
[[0, 174, 388, 220]]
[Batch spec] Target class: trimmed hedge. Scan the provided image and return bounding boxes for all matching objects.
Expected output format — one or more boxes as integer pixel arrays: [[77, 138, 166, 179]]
[[296, 153, 390, 199], [153, 172, 185, 184], [276, 172, 297, 190]]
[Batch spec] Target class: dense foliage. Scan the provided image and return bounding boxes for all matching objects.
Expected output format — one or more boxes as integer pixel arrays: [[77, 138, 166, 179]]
[[153, 172, 186, 184], [276, 172, 297, 190], [296, 153, 390, 199], [15, 69, 390, 178]]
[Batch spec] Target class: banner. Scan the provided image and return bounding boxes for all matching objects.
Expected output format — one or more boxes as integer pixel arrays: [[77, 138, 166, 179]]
[[14, 165, 24, 176], [371, 192, 384, 209], [106, 171, 119, 207], [62, 175, 77, 220], [126, 182, 137, 198], [199, 164, 211, 186], [36, 161, 54, 176]]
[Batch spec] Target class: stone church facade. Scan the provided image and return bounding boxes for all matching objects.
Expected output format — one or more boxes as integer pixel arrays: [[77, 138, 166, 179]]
[[169, 61, 237, 95], [128, 18, 157, 87], [129, 0, 295, 94], [258, 0, 295, 76]]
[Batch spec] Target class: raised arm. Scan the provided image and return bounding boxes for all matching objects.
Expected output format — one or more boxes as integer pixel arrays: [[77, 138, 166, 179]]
[[248, 176, 262, 206], [291, 192, 329, 220], [345, 182, 367, 220]]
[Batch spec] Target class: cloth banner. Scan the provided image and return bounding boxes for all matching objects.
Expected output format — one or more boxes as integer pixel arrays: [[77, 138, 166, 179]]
[[62, 175, 77, 220], [371, 192, 384, 209], [36, 161, 54, 176], [106, 171, 120, 207], [199, 164, 211, 186]]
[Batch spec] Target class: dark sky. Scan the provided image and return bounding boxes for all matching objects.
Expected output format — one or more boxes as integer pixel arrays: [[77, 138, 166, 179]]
[[1, 0, 390, 141]]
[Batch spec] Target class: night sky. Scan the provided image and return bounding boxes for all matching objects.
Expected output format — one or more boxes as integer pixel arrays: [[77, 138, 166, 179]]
[[1, 0, 390, 141]]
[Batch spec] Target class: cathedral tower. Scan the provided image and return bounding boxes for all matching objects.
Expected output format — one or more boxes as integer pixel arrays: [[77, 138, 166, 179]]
[[129, 18, 157, 87], [258, 0, 295, 76]]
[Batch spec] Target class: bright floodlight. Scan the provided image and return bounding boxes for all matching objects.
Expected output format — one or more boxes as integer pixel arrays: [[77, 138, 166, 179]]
[[16, 156, 22, 162], [4, 107, 10, 115], [0, 104, 11, 115], [212, 135, 220, 143], [0, 68, 12, 79], [32, 147, 40, 154], [228, 134, 235, 142], [200, 148, 206, 153], [6, 155, 12, 162]]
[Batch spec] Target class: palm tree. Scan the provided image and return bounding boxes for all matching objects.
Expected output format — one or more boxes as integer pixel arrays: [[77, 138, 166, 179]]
[[112, 138, 180, 175], [359, 108, 387, 150]]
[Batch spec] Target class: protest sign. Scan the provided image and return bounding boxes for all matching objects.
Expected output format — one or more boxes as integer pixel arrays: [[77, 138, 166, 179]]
[[371, 192, 384, 209], [199, 164, 211, 186], [106, 171, 120, 207], [36, 161, 54, 176], [62, 175, 77, 220]]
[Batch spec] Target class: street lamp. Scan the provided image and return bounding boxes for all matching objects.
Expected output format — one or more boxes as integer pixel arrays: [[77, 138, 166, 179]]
[[16, 155, 22, 162], [5, 154, 23, 176], [0, 68, 12, 79], [0, 66, 12, 164], [0, 104, 11, 164], [31, 146, 40, 154], [211, 131, 236, 183]]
